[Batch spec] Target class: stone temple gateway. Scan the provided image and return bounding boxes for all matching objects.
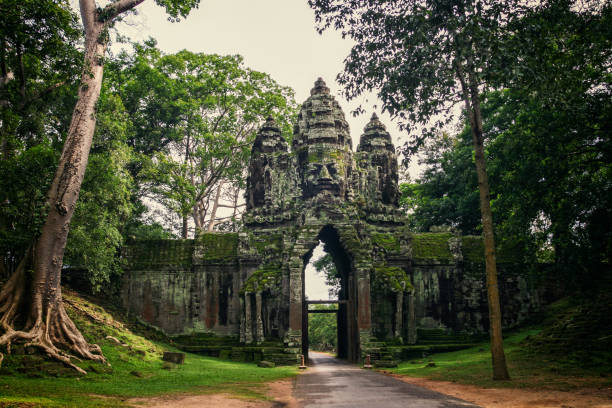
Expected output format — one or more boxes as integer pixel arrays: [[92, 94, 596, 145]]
[[121, 79, 541, 365]]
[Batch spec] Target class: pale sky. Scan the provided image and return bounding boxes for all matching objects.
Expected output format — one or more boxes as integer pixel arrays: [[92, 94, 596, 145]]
[[305, 243, 332, 301]]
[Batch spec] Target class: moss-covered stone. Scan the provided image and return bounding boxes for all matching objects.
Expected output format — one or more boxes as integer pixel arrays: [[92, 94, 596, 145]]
[[123, 239, 194, 269], [371, 232, 401, 253], [242, 262, 283, 293], [196, 232, 238, 263], [373, 264, 412, 292], [411, 233, 454, 263]]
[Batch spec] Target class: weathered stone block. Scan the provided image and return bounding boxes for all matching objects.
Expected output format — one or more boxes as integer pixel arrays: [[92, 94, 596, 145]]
[[162, 352, 185, 365]]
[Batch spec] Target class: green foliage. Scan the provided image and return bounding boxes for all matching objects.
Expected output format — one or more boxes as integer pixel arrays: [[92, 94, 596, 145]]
[[0, 290, 297, 407], [65, 93, 135, 292], [108, 41, 298, 235], [0, 0, 81, 154], [0, 143, 58, 273], [308, 304, 337, 352], [400, 132, 481, 235]]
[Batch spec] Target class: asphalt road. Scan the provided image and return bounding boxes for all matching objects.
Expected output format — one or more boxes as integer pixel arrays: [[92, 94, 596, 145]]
[[294, 352, 480, 408]]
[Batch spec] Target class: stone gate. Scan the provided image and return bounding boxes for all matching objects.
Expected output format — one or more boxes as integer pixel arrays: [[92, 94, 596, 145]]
[[121, 79, 541, 365]]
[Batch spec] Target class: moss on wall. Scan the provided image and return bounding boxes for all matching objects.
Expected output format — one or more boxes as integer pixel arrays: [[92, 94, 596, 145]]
[[373, 263, 412, 292], [249, 232, 283, 255], [123, 239, 194, 269], [242, 262, 282, 293], [196, 233, 238, 263], [371, 232, 401, 253], [411, 233, 454, 263], [461, 236, 485, 263]]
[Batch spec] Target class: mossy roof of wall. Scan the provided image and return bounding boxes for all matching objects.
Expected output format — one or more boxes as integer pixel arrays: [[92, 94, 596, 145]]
[[411, 233, 454, 263], [123, 233, 239, 269], [196, 232, 239, 263], [123, 239, 195, 268]]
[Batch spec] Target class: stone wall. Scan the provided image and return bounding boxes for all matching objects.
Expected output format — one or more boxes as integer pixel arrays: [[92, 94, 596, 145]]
[[121, 236, 244, 336], [120, 231, 542, 340]]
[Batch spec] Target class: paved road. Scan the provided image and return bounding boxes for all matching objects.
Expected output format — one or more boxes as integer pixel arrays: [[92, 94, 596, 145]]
[[294, 352, 480, 408]]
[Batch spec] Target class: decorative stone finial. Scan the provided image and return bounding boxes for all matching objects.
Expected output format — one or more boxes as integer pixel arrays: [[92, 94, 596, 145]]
[[364, 112, 386, 132], [310, 77, 330, 95]]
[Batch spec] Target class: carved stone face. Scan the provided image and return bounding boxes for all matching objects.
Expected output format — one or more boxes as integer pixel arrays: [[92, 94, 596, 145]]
[[302, 150, 347, 199]]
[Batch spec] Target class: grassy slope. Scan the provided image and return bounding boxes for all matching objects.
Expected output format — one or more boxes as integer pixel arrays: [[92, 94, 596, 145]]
[[388, 299, 612, 393], [0, 290, 297, 408]]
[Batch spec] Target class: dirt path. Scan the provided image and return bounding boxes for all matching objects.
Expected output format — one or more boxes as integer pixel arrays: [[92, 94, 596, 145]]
[[391, 375, 612, 408], [128, 379, 297, 408], [128, 365, 612, 408]]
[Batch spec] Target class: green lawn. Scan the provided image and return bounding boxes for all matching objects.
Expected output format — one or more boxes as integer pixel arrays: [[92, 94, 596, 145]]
[[387, 328, 612, 392], [0, 291, 297, 407]]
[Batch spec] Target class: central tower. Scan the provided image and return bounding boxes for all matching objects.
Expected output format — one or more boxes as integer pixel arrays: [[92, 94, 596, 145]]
[[240, 78, 411, 363]]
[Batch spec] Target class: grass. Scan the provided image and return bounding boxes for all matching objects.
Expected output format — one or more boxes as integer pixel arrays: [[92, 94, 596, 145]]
[[387, 322, 612, 393], [0, 290, 297, 407]]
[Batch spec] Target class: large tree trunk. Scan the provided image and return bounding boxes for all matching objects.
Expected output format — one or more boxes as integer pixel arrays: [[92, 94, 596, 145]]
[[455, 60, 510, 380], [0, 0, 146, 373]]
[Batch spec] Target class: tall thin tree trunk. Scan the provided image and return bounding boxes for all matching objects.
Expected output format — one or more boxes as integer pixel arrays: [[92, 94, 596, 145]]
[[207, 182, 224, 232], [455, 60, 510, 380], [182, 215, 188, 239]]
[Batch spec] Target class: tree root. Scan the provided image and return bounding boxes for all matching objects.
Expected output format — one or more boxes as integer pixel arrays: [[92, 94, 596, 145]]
[[0, 252, 106, 374]]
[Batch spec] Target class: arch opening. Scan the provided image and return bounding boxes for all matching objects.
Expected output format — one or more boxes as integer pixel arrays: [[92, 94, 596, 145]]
[[301, 225, 359, 362]]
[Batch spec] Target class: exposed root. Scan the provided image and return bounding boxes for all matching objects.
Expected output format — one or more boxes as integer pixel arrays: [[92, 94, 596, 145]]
[[0, 250, 106, 374]]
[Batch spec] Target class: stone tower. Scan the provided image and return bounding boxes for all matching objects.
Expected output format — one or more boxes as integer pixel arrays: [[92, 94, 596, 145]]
[[241, 78, 411, 362]]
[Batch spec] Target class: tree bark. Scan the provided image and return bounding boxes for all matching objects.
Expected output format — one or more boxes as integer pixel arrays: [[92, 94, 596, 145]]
[[182, 215, 189, 239], [454, 59, 510, 380]]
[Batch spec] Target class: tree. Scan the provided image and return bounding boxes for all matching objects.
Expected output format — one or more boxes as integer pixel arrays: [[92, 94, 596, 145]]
[[309, 0, 518, 379], [308, 304, 337, 352], [119, 48, 296, 238], [405, 0, 611, 289], [0, 0, 199, 372], [400, 132, 481, 234], [0, 0, 81, 159]]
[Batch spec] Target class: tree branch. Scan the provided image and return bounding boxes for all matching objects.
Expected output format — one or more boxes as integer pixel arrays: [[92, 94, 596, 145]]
[[99, 0, 146, 23]]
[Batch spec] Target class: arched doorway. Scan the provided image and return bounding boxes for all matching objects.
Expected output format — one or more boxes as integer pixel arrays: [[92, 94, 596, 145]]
[[301, 225, 360, 363]]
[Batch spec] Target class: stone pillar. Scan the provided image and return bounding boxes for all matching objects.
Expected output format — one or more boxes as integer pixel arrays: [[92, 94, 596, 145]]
[[255, 291, 264, 344], [394, 291, 403, 340], [244, 292, 253, 344], [288, 262, 303, 333], [356, 267, 371, 331], [239, 296, 245, 343], [407, 290, 417, 344]]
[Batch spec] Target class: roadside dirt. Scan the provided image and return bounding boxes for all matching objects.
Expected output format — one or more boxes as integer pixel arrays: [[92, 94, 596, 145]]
[[128, 378, 297, 408], [391, 375, 612, 408]]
